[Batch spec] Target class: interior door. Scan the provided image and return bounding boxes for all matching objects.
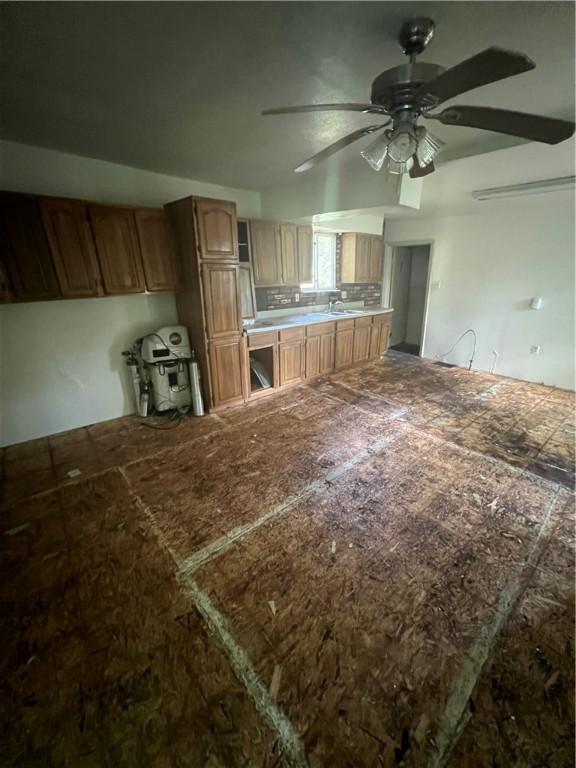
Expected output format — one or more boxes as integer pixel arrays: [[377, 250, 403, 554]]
[[134, 208, 178, 291], [89, 205, 146, 294], [389, 247, 412, 347], [0, 193, 61, 300], [195, 198, 238, 261], [41, 198, 102, 298]]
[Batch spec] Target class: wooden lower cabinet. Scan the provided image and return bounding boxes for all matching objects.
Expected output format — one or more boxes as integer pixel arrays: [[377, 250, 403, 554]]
[[319, 333, 335, 374], [335, 329, 354, 369], [209, 337, 245, 408], [369, 317, 392, 358], [353, 325, 371, 363], [305, 335, 321, 379], [279, 341, 304, 387]]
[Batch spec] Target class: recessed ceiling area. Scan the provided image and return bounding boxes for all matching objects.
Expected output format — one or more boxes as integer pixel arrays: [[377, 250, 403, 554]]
[[0, 1, 574, 190]]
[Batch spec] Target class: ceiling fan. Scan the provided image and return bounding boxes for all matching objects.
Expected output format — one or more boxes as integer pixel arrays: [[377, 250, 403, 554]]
[[262, 18, 575, 178]]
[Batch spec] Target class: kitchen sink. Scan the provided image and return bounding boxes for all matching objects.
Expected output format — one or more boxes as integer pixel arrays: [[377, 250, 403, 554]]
[[324, 309, 365, 316]]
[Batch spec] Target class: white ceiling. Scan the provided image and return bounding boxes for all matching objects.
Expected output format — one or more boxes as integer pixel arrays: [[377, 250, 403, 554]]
[[0, 2, 574, 191]]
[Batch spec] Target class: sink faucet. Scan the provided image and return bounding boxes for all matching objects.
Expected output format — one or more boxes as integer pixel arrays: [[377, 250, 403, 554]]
[[328, 299, 343, 312]]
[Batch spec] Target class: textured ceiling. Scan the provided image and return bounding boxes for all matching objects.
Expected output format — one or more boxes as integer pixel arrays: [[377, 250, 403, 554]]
[[1, 2, 574, 191]]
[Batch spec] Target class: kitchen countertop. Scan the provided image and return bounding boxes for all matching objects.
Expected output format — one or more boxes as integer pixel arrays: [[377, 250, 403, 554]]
[[244, 307, 393, 334]]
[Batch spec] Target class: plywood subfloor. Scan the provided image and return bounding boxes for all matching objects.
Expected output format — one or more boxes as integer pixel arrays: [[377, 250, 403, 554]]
[[1, 352, 574, 767]]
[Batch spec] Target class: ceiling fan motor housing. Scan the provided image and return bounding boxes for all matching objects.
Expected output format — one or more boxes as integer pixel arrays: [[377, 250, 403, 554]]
[[370, 62, 444, 113]]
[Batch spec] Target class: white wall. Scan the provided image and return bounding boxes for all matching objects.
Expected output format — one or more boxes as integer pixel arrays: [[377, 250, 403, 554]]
[[0, 141, 261, 446], [386, 195, 575, 390], [1, 294, 178, 445]]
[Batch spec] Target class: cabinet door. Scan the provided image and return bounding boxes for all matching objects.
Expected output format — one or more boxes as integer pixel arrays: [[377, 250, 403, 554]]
[[355, 234, 371, 283], [297, 225, 313, 284], [379, 321, 391, 355], [368, 236, 383, 283], [41, 198, 102, 298], [239, 263, 256, 320], [195, 198, 238, 261], [0, 194, 61, 300], [280, 223, 298, 285], [210, 337, 245, 407], [319, 333, 335, 374], [250, 220, 281, 286], [89, 205, 145, 294], [202, 263, 242, 339], [279, 341, 304, 386], [335, 329, 354, 369], [305, 335, 320, 379], [369, 323, 382, 359], [353, 326, 371, 363], [134, 208, 177, 291]]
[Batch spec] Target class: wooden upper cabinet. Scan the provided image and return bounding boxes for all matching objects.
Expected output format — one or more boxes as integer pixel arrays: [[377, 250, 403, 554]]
[[134, 208, 177, 292], [239, 263, 256, 320], [280, 223, 298, 284], [195, 198, 238, 261], [341, 232, 380, 284], [368, 236, 383, 283], [297, 225, 313, 284], [0, 193, 61, 301], [89, 205, 145, 295], [40, 198, 102, 298], [355, 234, 371, 283], [202, 263, 242, 339], [250, 220, 281, 286]]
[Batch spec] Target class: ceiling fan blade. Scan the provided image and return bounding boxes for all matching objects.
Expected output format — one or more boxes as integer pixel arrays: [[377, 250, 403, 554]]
[[409, 157, 435, 178], [428, 105, 575, 144], [263, 103, 388, 116], [417, 47, 535, 106], [294, 123, 389, 173]]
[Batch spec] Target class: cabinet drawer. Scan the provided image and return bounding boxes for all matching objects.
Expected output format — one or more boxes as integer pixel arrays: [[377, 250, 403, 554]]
[[307, 321, 335, 337], [354, 316, 372, 329], [336, 319, 355, 331], [279, 326, 305, 342], [248, 331, 277, 348], [372, 312, 392, 325]]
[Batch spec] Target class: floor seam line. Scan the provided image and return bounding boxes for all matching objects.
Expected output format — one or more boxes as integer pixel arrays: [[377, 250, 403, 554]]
[[116, 465, 310, 768], [426, 487, 563, 768], [179, 424, 408, 575]]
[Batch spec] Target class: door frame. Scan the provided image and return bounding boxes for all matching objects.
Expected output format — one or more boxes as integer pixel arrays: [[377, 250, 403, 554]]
[[383, 239, 434, 358]]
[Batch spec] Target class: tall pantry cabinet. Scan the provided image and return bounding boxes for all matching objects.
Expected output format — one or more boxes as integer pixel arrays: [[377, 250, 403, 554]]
[[165, 196, 246, 411]]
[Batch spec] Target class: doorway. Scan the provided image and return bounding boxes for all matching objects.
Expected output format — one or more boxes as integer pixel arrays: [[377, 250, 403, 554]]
[[388, 244, 431, 356]]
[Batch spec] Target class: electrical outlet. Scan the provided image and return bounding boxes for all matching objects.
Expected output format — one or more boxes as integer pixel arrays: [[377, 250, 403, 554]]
[[530, 345, 541, 355], [431, 280, 441, 290], [341, 290, 348, 299], [293, 293, 300, 302]]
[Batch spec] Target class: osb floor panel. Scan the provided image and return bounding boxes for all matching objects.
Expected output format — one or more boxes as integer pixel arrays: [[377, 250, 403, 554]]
[[1, 352, 574, 767]]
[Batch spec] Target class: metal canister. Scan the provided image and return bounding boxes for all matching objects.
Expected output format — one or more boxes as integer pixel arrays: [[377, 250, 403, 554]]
[[188, 351, 204, 417]]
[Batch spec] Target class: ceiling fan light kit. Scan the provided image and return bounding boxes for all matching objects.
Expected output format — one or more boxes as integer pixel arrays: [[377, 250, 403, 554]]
[[263, 17, 575, 179]]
